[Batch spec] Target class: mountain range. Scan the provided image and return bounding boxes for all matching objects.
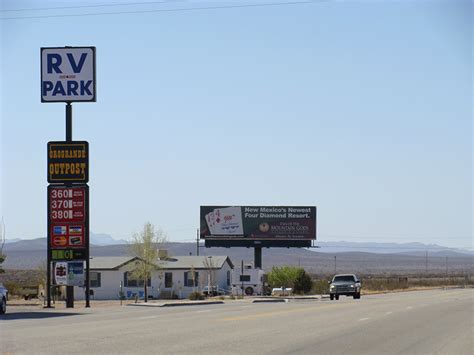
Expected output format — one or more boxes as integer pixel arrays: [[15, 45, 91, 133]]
[[5, 233, 472, 255], [2, 233, 472, 273]]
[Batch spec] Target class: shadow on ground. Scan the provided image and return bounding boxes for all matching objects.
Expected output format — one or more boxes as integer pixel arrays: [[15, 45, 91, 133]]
[[0, 311, 83, 320]]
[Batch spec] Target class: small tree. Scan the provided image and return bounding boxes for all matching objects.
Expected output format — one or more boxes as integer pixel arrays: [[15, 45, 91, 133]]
[[267, 266, 312, 294], [267, 266, 300, 289], [293, 269, 313, 294], [129, 222, 166, 302], [203, 256, 217, 294]]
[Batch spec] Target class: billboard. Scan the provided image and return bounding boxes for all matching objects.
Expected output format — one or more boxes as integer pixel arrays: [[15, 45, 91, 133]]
[[41, 47, 96, 102], [200, 206, 316, 242]]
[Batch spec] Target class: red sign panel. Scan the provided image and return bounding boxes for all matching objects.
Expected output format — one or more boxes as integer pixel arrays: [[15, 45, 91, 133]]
[[49, 186, 87, 248]]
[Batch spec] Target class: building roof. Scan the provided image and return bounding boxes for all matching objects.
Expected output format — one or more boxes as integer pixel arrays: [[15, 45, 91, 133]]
[[90, 255, 233, 270], [90, 256, 139, 270], [156, 256, 233, 270]]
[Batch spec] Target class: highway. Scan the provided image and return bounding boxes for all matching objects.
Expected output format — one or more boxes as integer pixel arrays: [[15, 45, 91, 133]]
[[1, 289, 472, 354]]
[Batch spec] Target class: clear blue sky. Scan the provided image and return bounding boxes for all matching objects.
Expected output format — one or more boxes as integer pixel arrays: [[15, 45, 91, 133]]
[[1, 0, 472, 249]]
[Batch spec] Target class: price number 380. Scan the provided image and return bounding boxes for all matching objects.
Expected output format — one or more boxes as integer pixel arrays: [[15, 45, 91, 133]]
[[51, 210, 74, 220]]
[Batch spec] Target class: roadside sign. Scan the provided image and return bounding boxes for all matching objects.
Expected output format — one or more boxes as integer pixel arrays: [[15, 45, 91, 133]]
[[47, 141, 88, 183], [51, 249, 87, 261], [67, 262, 84, 286], [41, 47, 96, 102], [48, 185, 88, 257], [54, 262, 68, 285]]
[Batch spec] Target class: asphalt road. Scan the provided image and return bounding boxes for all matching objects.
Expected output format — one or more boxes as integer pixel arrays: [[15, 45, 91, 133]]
[[1, 289, 472, 354]]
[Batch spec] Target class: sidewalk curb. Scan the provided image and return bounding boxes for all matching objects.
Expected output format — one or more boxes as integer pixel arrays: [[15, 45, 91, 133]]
[[128, 301, 225, 308], [252, 299, 287, 303]]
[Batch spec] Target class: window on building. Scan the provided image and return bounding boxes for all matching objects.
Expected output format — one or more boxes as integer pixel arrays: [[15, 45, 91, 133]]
[[184, 271, 199, 287], [165, 272, 173, 288], [227, 270, 231, 286], [90, 272, 101, 288], [123, 272, 150, 287], [240, 275, 251, 282]]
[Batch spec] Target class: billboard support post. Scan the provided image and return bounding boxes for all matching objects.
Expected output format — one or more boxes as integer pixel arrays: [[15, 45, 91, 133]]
[[254, 247, 262, 269]]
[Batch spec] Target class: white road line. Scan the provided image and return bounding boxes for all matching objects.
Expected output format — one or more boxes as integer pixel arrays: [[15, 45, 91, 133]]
[[139, 316, 157, 320], [406, 306, 413, 310], [385, 311, 393, 315], [359, 317, 370, 321], [196, 309, 212, 313]]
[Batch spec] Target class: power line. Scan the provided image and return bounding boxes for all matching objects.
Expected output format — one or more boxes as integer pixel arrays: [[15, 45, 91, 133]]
[[0, 0, 183, 12], [1, 1, 322, 20]]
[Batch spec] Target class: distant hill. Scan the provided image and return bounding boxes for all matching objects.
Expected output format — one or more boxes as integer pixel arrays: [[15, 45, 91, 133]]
[[2, 239, 473, 275], [314, 241, 473, 256]]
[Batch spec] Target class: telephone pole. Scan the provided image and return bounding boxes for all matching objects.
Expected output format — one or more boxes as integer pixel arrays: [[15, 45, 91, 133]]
[[196, 229, 199, 256]]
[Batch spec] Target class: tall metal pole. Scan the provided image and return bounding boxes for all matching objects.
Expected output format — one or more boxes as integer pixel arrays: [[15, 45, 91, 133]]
[[241, 259, 244, 297], [46, 184, 52, 308], [254, 247, 262, 269], [445, 257, 448, 278], [425, 250, 428, 273], [196, 229, 199, 256], [334, 255, 337, 274], [66, 103, 72, 141], [46, 248, 51, 308], [85, 186, 90, 308], [65, 102, 76, 308]]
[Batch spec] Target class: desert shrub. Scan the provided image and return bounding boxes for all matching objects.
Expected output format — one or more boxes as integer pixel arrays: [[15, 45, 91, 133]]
[[293, 269, 313, 294], [268, 266, 313, 294], [312, 279, 330, 294], [3, 280, 21, 296], [188, 292, 204, 300]]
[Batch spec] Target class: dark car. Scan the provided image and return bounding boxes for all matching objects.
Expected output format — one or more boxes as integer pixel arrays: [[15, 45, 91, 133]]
[[0, 283, 8, 314], [329, 274, 361, 300]]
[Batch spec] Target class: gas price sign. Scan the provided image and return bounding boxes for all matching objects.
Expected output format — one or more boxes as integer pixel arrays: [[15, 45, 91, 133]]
[[48, 185, 88, 249]]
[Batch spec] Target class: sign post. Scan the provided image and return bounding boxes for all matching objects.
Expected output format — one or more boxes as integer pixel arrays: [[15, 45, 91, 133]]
[[42, 46, 96, 308]]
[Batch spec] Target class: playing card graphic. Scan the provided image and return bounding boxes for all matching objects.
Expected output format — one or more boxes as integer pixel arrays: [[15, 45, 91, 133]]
[[205, 211, 216, 235], [212, 207, 244, 235]]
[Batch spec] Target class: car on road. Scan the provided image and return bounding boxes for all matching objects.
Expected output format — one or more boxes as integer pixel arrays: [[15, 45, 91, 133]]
[[0, 283, 8, 314], [329, 274, 361, 300]]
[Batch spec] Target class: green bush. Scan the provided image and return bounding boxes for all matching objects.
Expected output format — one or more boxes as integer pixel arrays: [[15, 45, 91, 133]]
[[3, 280, 21, 296], [312, 279, 330, 294], [293, 269, 313, 294], [188, 292, 204, 300], [268, 266, 313, 294]]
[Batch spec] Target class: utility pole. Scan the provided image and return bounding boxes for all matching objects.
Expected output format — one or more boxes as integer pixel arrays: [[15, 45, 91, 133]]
[[196, 229, 199, 256], [445, 256, 448, 277], [334, 255, 337, 274], [241, 259, 244, 297], [425, 250, 428, 274]]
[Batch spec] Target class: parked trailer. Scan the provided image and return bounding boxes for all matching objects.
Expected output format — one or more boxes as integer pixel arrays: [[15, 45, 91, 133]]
[[231, 264, 265, 296]]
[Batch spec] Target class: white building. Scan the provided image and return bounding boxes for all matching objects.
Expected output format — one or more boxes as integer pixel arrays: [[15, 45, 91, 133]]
[[74, 255, 234, 300]]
